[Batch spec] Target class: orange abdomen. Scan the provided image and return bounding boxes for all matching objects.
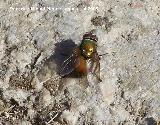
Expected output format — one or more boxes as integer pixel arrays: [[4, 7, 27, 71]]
[[75, 56, 87, 75]]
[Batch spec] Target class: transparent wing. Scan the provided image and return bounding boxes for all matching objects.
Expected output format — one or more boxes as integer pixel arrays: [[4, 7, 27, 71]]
[[90, 52, 102, 82], [60, 48, 80, 77]]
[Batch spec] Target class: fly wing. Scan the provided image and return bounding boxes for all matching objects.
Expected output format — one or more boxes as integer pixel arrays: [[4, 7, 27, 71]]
[[59, 47, 80, 77], [90, 51, 102, 82]]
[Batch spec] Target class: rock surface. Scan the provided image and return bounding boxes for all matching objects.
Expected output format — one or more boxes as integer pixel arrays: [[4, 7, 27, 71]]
[[0, 0, 160, 125]]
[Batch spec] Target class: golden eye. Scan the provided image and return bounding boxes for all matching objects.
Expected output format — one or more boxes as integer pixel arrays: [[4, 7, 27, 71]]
[[89, 48, 93, 52]]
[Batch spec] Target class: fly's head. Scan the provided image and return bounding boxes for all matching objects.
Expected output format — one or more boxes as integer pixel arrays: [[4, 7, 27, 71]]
[[80, 32, 98, 59]]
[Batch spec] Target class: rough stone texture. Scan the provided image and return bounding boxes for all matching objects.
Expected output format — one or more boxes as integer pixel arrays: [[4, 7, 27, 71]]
[[0, 0, 160, 125]]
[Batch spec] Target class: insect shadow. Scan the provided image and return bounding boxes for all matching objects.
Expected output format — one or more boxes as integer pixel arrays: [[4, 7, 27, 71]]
[[51, 39, 94, 90], [52, 39, 77, 78]]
